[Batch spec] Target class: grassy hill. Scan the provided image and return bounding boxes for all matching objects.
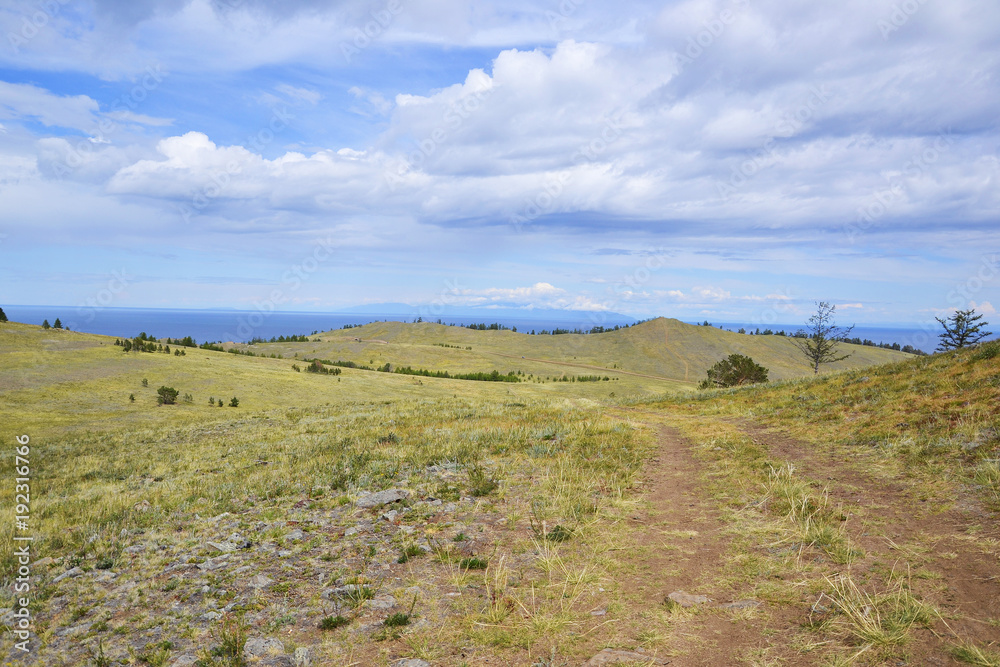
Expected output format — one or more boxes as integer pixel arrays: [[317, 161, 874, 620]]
[[229, 317, 910, 386], [1, 319, 989, 666]]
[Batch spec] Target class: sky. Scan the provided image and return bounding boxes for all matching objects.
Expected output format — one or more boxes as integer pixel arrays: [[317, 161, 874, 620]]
[[0, 0, 998, 327]]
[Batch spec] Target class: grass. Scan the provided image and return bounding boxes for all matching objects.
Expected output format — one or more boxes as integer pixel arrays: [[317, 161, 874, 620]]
[[0, 319, 992, 665]]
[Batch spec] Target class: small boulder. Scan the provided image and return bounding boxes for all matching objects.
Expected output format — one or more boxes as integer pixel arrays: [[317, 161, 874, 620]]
[[356, 489, 409, 509], [244, 636, 285, 660]]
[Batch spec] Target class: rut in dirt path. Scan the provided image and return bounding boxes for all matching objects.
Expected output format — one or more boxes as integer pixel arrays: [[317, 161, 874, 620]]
[[611, 414, 812, 667], [734, 419, 1000, 656]]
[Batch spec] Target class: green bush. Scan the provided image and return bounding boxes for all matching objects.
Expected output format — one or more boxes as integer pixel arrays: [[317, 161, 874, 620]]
[[699, 354, 769, 389], [156, 386, 179, 405]]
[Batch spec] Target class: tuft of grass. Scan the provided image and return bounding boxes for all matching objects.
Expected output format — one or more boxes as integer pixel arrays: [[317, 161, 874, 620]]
[[319, 615, 350, 631], [951, 642, 1000, 667], [460, 557, 489, 570], [468, 463, 500, 497], [384, 612, 411, 627], [545, 524, 574, 543], [826, 572, 936, 659], [398, 544, 423, 564]]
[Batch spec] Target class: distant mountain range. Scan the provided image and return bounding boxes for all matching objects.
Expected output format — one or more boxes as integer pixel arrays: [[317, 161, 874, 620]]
[[338, 303, 638, 327]]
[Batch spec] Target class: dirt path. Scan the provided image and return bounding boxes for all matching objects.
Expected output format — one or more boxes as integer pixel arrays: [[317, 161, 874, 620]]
[[733, 419, 1000, 661], [605, 411, 812, 666]]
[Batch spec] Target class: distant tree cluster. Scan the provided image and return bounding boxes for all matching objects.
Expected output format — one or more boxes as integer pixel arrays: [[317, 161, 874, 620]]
[[41, 318, 66, 330], [0, 307, 7, 323], [248, 334, 309, 343], [165, 336, 197, 348], [114, 334, 186, 355], [305, 359, 342, 375]]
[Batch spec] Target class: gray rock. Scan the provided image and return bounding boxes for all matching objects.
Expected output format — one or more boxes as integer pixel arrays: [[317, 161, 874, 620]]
[[170, 655, 199, 667], [163, 563, 198, 575], [248, 574, 274, 590], [206, 541, 238, 553], [284, 529, 305, 542], [228, 533, 251, 549], [666, 590, 710, 608], [244, 637, 285, 659], [380, 510, 399, 522], [718, 600, 762, 610], [585, 649, 670, 665], [197, 556, 229, 572], [278, 550, 294, 557], [293, 647, 312, 667], [392, 660, 430, 667], [200, 611, 223, 622], [124, 544, 146, 554], [52, 566, 84, 583], [364, 595, 397, 611], [356, 489, 409, 509]]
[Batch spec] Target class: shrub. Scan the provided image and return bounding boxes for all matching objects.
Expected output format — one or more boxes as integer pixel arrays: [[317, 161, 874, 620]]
[[319, 615, 350, 631], [229, 397, 239, 408], [699, 354, 769, 389], [156, 386, 179, 405]]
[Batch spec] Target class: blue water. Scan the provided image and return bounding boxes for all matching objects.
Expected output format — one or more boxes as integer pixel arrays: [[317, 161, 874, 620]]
[[3, 305, 983, 352], [1, 306, 633, 344], [703, 321, 984, 353]]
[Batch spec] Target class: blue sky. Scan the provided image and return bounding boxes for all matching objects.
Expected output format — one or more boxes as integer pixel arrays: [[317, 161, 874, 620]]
[[1, 0, 998, 326]]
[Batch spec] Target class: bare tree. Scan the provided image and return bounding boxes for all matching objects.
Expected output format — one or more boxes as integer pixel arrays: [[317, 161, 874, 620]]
[[935, 308, 992, 351], [793, 301, 855, 374]]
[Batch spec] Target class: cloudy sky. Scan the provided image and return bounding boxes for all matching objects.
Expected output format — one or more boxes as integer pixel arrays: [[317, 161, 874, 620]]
[[1, 0, 998, 325]]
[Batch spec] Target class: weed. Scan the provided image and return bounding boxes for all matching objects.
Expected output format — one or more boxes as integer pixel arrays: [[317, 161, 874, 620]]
[[950, 642, 1000, 667], [546, 524, 573, 543], [468, 463, 499, 497], [384, 612, 411, 627], [319, 615, 350, 631], [460, 557, 489, 570], [398, 544, 423, 563]]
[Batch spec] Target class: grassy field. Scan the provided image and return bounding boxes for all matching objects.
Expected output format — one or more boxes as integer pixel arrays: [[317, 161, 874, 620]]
[[0, 319, 995, 666]]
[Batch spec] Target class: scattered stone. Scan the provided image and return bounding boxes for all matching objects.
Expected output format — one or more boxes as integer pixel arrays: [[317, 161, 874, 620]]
[[52, 567, 84, 583], [259, 657, 294, 667], [164, 562, 198, 575], [293, 647, 312, 667], [718, 600, 762, 610], [666, 591, 710, 608], [590, 608, 607, 616], [228, 532, 252, 549], [200, 611, 223, 622], [169, 655, 199, 667], [206, 541, 238, 553], [392, 660, 430, 667], [364, 595, 397, 611], [278, 550, 294, 557], [356, 489, 409, 509], [244, 637, 285, 660], [284, 529, 305, 542], [380, 510, 399, 522], [197, 557, 229, 572], [34, 557, 55, 568], [124, 544, 146, 555], [248, 574, 274, 590], [585, 648, 670, 665]]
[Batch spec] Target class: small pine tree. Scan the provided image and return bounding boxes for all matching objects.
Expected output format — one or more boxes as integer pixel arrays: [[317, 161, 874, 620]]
[[217, 399, 224, 407], [156, 386, 179, 405], [229, 397, 239, 407], [129, 394, 135, 403], [53, 318, 62, 329], [699, 354, 770, 389], [42, 319, 50, 329], [935, 308, 992, 351], [0, 307, 8, 322]]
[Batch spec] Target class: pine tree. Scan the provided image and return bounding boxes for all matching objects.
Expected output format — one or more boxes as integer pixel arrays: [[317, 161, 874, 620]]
[[53, 318, 62, 329], [0, 307, 7, 322], [936, 308, 992, 351], [42, 319, 50, 329]]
